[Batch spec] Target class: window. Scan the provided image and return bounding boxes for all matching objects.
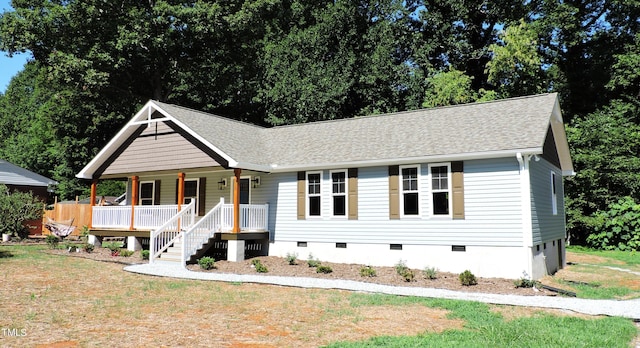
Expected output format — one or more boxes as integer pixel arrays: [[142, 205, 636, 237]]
[[429, 164, 451, 216], [400, 166, 419, 216], [551, 172, 558, 215], [331, 170, 347, 217], [307, 172, 322, 217], [139, 181, 155, 205]]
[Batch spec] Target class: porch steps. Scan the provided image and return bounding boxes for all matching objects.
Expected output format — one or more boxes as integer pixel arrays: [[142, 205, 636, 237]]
[[156, 230, 217, 264]]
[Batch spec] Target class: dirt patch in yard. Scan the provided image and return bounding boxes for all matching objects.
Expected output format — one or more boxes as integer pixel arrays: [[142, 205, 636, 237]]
[[2, 246, 637, 347]]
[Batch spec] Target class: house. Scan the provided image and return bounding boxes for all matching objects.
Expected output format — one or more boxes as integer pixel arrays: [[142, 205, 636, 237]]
[[0, 159, 57, 235], [77, 93, 573, 280]]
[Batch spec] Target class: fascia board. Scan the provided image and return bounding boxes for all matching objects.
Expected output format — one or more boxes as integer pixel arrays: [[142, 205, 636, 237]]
[[268, 148, 543, 173], [550, 99, 575, 175]]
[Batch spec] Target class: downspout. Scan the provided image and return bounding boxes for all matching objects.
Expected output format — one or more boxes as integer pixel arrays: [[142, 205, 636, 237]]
[[517, 153, 534, 279]]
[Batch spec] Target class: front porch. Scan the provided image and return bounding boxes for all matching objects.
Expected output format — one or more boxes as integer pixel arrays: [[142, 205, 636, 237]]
[[87, 198, 269, 264]]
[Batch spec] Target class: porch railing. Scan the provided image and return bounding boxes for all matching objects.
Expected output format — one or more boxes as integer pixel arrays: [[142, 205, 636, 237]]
[[181, 198, 225, 264], [149, 201, 196, 263], [92, 205, 184, 230]]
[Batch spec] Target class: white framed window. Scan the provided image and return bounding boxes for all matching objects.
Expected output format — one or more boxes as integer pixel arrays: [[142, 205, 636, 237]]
[[400, 165, 420, 217], [429, 163, 451, 217], [330, 170, 347, 217], [307, 171, 322, 217], [551, 171, 558, 215], [139, 181, 155, 205]]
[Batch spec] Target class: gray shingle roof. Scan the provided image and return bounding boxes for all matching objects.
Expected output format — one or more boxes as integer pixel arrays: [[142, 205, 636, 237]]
[[0, 159, 57, 187], [158, 93, 562, 170]]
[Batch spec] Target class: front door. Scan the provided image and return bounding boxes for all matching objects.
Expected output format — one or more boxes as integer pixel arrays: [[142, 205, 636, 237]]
[[239, 178, 250, 204]]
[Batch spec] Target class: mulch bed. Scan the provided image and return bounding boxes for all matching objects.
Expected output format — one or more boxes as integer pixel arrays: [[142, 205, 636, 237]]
[[36, 244, 554, 296]]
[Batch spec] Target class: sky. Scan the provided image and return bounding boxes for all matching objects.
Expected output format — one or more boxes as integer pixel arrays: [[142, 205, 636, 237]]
[[0, 0, 29, 93]]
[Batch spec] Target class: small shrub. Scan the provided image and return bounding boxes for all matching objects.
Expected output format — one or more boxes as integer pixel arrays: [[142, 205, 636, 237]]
[[198, 256, 216, 270], [285, 252, 298, 265], [359, 266, 377, 277], [423, 266, 438, 280], [63, 242, 77, 252], [307, 253, 321, 268], [103, 242, 122, 256], [83, 243, 95, 253], [395, 260, 415, 282], [45, 235, 59, 249], [459, 270, 477, 286], [395, 260, 409, 275], [400, 269, 415, 282], [119, 249, 134, 257], [141, 250, 150, 260], [251, 259, 268, 273], [79, 226, 90, 243], [316, 265, 333, 274], [514, 277, 539, 288]]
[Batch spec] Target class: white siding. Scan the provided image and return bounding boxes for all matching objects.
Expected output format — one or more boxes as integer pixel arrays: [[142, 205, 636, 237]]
[[267, 158, 524, 247]]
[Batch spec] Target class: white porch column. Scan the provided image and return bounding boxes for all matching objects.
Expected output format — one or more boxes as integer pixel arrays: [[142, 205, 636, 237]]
[[127, 236, 142, 252], [227, 240, 245, 262]]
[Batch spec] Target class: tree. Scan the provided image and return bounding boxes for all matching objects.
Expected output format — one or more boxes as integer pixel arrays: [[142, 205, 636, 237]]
[[0, 184, 44, 238], [414, 0, 533, 91], [422, 68, 496, 108], [486, 19, 548, 98], [258, 0, 421, 125]]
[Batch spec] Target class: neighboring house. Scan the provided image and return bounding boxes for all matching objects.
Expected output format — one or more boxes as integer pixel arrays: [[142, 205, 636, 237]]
[[0, 159, 57, 235], [77, 93, 573, 280]]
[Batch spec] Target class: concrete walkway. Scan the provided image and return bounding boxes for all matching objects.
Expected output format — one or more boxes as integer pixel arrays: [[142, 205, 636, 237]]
[[124, 263, 640, 320]]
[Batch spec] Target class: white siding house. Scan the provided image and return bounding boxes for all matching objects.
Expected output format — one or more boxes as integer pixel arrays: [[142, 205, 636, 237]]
[[77, 93, 573, 279]]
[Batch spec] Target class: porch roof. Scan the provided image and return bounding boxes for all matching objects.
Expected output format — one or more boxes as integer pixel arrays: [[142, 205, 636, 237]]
[[77, 93, 574, 179]]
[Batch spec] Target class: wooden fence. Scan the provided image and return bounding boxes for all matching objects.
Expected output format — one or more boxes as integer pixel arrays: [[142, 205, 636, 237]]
[[42, 203, 92, 236]]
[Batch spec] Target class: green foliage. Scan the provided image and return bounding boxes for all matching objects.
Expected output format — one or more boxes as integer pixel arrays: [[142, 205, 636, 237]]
[[423, 267, 438, 280], [285, 252, 298, 265], [422, 69, 496, 108], [459, 270, 477, 286], [45, 235, 59, 249], [251, 259, 268, 273], [566, 102, 640, 245], [359, 266, 377, 278], [307, 254, 320, 268], [586, 197, 640, 251], [316, 265, 333, 274], [141, 250, 149, 260], [83, 243, 94, 253], [486, 19, 547, 97], [103, 242, 122, 256], [63, 242, 77, 252], [198, 257, 216, 270], [513, 278, 539, 289], [0, 184, 44, 238], [119, 249, 134, 257], [394, 260, 415, 282]]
